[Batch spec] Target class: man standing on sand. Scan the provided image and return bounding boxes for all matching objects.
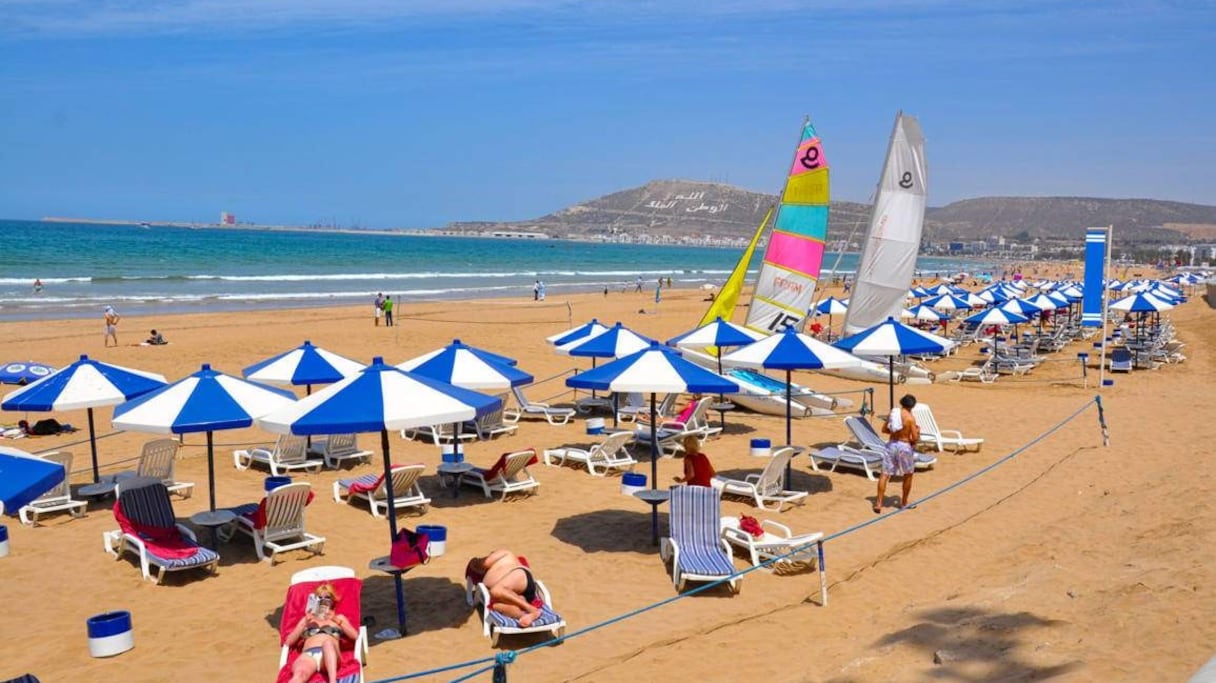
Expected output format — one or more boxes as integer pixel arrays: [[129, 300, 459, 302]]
[[374, 293, 384, 327], [103, 305, 121, 347], [383, 295, 394, 327], [874, 394, 920, 514], [635, 276, 643, 292]]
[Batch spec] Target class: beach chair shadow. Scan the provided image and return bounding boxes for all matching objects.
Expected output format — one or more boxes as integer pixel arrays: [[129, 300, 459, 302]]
[[551, 508, 668, 554]]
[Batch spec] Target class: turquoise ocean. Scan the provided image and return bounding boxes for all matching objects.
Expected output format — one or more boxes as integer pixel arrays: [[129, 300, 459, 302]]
[[0, 219, 991, 321]]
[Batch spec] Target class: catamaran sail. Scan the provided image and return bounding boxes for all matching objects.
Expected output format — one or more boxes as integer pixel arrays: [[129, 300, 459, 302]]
[[842, 112, 927, 336], [743, 118, 830, 335]]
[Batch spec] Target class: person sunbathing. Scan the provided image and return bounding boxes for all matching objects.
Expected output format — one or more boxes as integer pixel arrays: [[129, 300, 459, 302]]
[[467, 549, 544, 627], [284, 583, 359, 683]]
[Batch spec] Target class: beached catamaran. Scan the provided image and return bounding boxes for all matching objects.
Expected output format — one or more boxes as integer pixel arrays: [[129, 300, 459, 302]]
[[842, 111, 928, 335], [827, 111, 936, 383], [688, 118, 850, 415]]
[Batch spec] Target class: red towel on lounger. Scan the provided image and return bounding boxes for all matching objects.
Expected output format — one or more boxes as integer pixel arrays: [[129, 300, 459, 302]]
[[478, 450, 538, 481], [276, 576, 363, 683], [240, 490, 316, 530], [113, 499, 198, 560]]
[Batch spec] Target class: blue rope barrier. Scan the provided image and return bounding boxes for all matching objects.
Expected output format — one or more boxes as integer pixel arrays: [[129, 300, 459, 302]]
[[366, 396, 1104, 683]]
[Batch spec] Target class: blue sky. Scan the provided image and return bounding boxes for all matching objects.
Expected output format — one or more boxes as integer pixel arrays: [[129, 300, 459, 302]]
[[1, 1, 1212, 227]]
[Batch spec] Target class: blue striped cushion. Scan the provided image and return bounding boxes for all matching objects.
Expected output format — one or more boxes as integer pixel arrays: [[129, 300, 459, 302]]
[[486, 605, 562, 629], [671, 486, 734, 577], [146, 544, 220, 569], [227, 503, 259, 520]]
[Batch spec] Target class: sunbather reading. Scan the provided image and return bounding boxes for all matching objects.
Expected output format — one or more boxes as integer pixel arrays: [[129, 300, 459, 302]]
[[467, 549, 544, 627], [284, 583, 359, 683]]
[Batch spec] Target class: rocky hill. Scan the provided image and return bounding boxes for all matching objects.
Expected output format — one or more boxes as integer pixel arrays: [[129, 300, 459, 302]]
[[445, 180, 1214, 247]]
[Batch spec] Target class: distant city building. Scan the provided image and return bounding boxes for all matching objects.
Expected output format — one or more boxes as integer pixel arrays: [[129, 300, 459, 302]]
[[220, 211, 236, 226]]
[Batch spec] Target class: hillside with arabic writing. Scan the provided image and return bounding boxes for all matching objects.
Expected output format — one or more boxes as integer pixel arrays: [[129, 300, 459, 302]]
[[443, 179, 1214, 249]]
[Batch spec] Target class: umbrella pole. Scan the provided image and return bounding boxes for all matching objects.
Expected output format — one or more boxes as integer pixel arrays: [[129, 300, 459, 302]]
[[305, 385, 312, 450], [207, 431, 216, 512], [380, 428, 408, 636], [784, 370, 793, 490], [649, 392, 659, 546], [87, 407, 100, 483], [888, 356, 895, 413]]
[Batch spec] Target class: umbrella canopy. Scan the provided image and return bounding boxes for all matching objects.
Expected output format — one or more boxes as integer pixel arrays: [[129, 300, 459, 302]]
[[112, 364, 297, 512], [546, 319, 609, 347], [397, 339, 533, 390], [1023, 294, 1063, 311], [963, 307, 1030, 327], [834, 317, 954, 410], [2, 355, 167, 482], [813, 297, 849, 316], [567, 343, 737, 544], [999, 298, 1044, 318], [922, 294, 971, 312], [259, 357, 500, 636], [242, 340, 364, 388], [906, 304, 949, 322], [0, 361, 56, 385], [0, 445, 65, 516], [1109, 292, 1176, 313], [558, 322, 655, 358], [666, 317, 764, 350], [723, 328, 861, 483]]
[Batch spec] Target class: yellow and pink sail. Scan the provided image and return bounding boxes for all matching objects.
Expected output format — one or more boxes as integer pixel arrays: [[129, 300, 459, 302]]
[[743, 118, 830, 335]]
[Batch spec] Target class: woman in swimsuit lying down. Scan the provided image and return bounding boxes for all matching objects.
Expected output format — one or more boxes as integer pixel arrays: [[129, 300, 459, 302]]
[[285, 583, 360, 683], [467, 549, 544, 627]]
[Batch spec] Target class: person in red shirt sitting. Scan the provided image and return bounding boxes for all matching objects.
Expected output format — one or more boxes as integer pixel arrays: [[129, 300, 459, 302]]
[[673, 435, 715, 487]]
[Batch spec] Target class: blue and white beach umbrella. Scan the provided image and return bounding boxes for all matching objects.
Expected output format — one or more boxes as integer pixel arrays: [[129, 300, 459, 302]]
[[999, 298, 1044, 318], [1108, 291, 1176, 313], [724, 328, 861, 486], [1023, 294, 1063, 311], [558, 322, 655, 358], [259, 357, 500, 635], [243, 340, 364, 391], [0, 361, 56, 386], [812, 297, 849, 335], [963, 307, 1030, 327], [666, 317, 763, 352], [112, 364, 297, 512], [0, 445, 66, 516], [546, 319, 609, 347], [922, 294, 971, 312], [568, 343, 738, 544], [397, 339, 533, 390], [2, 355, 167, 482], [835, 317, 955, 410], [906, 304, 949, 322]]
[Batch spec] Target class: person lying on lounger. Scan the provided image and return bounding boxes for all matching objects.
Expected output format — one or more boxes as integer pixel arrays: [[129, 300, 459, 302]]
[[284, 583, 360, 683], [466, 549, 544, 627]]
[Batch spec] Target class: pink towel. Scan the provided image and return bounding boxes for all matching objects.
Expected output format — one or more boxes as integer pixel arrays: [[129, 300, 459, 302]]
[[113, 500, 198, 560]]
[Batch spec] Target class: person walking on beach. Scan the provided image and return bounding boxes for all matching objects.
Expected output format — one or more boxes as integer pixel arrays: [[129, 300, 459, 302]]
[[635, 276, 643, 292], [383, 295, 394, 327], [374, 293, 384, 327], [874, 394, 920, 514], [103, 305, 121, 347], [537, 281, 546, 301], [533, 280, 540, 301]]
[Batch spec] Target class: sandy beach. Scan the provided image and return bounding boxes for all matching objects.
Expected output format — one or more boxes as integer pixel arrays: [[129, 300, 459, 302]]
[[2, 272, 1213, 682]]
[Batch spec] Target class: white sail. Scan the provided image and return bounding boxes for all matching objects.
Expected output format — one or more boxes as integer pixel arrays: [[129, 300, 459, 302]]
[[842, 112, 927, 336]]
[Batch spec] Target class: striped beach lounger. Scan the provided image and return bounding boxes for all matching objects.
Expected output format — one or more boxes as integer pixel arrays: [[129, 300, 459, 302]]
[[660, 485, 740, 593], [104, 477, 219, 584]]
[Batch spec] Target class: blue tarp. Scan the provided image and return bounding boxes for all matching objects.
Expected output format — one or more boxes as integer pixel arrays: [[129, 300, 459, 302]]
[[0, 447, 64, 515]]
